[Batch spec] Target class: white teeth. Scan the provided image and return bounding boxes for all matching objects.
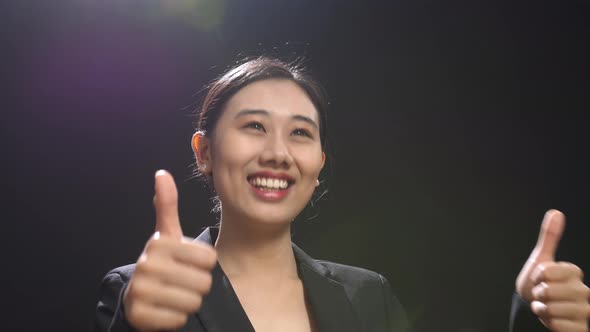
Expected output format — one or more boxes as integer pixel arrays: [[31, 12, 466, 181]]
[[250, 177, 290, 190]]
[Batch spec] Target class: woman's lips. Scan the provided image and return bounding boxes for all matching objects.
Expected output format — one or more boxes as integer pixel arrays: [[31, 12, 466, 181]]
[[247, 171, 295, 183], [247, 171, 295, 201], [248, 182, 291, 201]]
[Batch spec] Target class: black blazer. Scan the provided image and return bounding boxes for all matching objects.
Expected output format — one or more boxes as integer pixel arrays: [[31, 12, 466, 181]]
[[95, 227, 545, 332], [95, 227, 410, 332]]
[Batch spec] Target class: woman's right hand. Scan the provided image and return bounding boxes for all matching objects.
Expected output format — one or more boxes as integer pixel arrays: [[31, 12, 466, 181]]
[[123, 170, 218, 331]]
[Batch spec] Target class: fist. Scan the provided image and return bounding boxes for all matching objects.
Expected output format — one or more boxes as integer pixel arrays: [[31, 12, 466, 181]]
[[516, 209, 590, 332], [123, 170, 217, 331]]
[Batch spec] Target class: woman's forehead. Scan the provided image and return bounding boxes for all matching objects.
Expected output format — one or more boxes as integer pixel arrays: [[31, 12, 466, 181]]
[[223, 79, 319, 122]]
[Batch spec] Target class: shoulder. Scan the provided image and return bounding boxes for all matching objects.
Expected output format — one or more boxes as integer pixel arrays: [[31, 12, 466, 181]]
[[95, 264, 138, 331], [102, 263, 137, 284], [313, 259, 391, 301], [293, 244, 390, 297], [310, 260, 410, 331], [315, 260, 385, 286]]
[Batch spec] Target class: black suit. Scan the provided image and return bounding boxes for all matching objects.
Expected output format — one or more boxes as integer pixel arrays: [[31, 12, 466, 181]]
[[95, 227, 545, 332]]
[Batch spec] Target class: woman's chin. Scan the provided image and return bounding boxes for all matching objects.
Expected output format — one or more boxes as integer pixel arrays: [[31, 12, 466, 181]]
[[220, 200, 305, 229], [238, 208, 298, 228], [250, 213, 295, 227]]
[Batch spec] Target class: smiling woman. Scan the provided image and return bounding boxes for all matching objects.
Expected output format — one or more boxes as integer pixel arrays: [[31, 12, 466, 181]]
[[193, 78, 325, 226], [94, 57, 590, 332], [193, 79, 324, 227]]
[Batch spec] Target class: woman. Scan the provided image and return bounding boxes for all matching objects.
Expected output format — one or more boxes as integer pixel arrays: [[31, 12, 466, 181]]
[[95, 57, 590, 332]]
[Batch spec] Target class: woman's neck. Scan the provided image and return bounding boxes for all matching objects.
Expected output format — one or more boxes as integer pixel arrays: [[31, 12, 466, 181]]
[[214, 213, 299, 280]]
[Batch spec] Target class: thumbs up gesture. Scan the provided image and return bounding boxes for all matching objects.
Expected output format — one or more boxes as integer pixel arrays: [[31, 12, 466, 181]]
[[123, 170, 217, 331], [516, 209, 590, 331]]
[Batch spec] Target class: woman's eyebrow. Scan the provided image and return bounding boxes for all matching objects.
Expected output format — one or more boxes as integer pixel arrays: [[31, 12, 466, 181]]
[[292, 115, 318, 129], [235, 109, 318, 129], [234, 109, 269, 118]]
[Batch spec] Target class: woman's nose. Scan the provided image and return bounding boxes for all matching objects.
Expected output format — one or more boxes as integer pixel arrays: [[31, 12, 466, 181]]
[[259, 135, 294, 168]]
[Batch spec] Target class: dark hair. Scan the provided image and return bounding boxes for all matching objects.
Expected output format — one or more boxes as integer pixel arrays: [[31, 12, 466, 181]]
[[196, 56, 329, 150]]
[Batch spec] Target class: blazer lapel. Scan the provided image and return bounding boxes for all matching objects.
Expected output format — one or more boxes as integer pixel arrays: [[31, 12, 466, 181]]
[[193, 228, 255, 332], [192, 227, 361, 332], [294, 244, 361, 332]]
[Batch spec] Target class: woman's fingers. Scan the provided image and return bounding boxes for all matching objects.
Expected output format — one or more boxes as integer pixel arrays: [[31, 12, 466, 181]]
[[130, 277, 204, 313], [538, 317, 589, 332], [125, 238, 217, 330], [123, 171, 218, 331], [145, 235, 217, 269], [532, 281, 590, 302], [532, 301, 590, 320], [516, 210, 565, 302], [527, 261, 590, 332], [126, 301, 189, 331], [153, 170, 184, 239], [532, 261, 584, 284], [135, 255, 213, 294]]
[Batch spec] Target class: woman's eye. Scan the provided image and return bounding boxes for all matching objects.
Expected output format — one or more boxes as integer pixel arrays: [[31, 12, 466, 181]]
[[245, 121, 265, 132], [292, 128, 312, 138]]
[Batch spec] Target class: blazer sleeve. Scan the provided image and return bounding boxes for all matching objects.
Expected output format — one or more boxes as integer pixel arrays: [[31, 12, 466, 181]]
[[509, 292, 548, 332], [379, 274, 413, 332], [94, 270, 138, 332]]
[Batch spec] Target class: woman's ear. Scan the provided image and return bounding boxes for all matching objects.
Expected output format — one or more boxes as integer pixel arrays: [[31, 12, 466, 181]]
[[314, 152, 326, 188], [192, 132, 212, 173]]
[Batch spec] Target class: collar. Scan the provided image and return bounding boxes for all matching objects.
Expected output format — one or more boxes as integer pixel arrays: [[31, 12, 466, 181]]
[[193, 227, 360, 332]]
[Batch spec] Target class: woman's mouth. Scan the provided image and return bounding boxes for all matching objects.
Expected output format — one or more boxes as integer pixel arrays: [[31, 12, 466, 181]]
[[247, 173, 294, 201], [248, 177, 290, 190]]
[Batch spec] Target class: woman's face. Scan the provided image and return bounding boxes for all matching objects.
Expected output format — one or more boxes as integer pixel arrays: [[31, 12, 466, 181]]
[[202, 78, 325, 226]]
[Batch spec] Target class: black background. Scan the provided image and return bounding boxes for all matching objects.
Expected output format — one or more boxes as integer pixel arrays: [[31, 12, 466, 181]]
[[2, 0, 589, 331]]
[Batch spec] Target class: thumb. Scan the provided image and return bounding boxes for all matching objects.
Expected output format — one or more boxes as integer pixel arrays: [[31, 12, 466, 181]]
[[153, 170, 183, 239], [531, 209, 565, 262]]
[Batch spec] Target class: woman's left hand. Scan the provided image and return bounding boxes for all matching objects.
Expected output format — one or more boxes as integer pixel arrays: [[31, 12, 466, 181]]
[[516, 209, 590, 332]]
